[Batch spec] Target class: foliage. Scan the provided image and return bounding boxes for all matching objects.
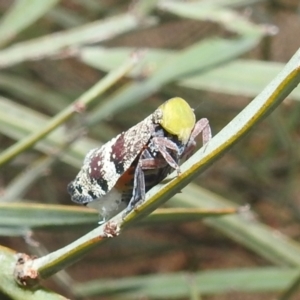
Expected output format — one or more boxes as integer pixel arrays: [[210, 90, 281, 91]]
[[0, 0, 300, 299]]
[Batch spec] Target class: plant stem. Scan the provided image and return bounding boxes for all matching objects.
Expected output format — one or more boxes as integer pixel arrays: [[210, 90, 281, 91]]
[[0, 53, 141, 167]]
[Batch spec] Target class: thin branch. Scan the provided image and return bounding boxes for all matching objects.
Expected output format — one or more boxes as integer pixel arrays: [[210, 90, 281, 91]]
[[0, 52, 142, 167]]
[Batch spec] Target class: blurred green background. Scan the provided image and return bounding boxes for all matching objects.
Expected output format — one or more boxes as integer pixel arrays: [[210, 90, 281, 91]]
[[0, 0, 300, 299]]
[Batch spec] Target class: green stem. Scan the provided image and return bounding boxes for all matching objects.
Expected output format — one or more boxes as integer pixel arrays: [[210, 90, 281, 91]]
[[278, 271, 300, 300], [0, 54, 139, 166]]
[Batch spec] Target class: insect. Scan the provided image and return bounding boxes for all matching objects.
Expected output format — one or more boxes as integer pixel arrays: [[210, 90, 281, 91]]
[[68, 97, 211, 222]]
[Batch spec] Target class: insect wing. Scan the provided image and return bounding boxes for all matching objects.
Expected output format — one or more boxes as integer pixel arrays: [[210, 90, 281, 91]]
[[68, 115, 154, 204]]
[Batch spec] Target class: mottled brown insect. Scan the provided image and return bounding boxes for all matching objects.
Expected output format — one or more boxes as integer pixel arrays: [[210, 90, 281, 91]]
[[68, 98, 211, 222]]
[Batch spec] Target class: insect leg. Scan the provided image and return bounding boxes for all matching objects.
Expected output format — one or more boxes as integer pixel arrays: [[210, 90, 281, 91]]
[[124, 149, 174, 215], [139, 147, 170, 169], [184, 118, 212, 159], [151, 137, 181, 174], [125, 162, 145, 214], [191, 118, 212, 144]]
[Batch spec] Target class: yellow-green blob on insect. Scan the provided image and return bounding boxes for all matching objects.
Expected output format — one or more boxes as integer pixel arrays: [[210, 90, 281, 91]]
[[158, 97, 196, 144]]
